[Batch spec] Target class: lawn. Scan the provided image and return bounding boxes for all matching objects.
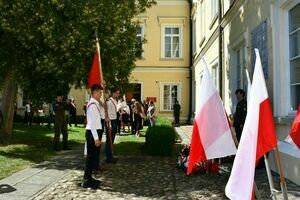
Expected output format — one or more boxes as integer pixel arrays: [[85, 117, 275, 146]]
[[0, 124, 148, 180], [0, 123, 86, 179]]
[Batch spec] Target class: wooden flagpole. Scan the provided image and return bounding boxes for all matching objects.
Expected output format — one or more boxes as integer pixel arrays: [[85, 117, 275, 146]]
[[274, 147, 289, 199], [96, 37, 114, 155], [264, 154, 277, 200]]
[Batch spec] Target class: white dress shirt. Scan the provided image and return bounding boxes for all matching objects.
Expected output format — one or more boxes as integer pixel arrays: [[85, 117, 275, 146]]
[[107, 97, 118, 120], [86, 98, 102, 141]]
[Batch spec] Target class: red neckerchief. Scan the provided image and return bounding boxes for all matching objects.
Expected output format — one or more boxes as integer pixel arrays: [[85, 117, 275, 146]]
[[110, 98, 117, 112], [86, 101, 101, 124]]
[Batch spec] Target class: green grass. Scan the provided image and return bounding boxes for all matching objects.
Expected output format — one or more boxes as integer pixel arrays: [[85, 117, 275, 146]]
[[0, 124, 150, 179], [0, 123, 86, 179], [114, 127, 147, 156]]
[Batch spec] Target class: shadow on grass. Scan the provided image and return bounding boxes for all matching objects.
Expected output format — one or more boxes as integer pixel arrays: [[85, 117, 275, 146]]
[[0, 123, 85, 178]]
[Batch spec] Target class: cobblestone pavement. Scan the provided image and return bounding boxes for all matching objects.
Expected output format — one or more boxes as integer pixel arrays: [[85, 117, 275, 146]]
[[34, 151, 300, 199]]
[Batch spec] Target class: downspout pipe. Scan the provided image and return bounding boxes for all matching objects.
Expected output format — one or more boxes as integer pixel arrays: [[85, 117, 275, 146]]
[[218, 0, 223, 99], [187, 0, 193, 124]]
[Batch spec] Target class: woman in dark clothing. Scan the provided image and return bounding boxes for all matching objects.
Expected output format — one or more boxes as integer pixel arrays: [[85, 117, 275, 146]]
[[133, 101, 144, 137]]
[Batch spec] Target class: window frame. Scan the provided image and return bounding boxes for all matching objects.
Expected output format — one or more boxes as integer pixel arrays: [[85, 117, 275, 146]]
[[137, 24, 145, 58], [288, 3, 300, 111], [211, 0, 219, 22], [161, 25, 183, 59], [160, 82, 181, 111]]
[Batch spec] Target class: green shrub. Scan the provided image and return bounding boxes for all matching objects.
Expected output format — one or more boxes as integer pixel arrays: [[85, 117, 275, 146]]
[[154, 117, 172, 127], [145, 117, 176, 156]]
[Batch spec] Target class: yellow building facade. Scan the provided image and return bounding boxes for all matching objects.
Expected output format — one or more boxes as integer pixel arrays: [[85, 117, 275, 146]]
[[67, 0, 191, 121], [130, 0, 190, 122]]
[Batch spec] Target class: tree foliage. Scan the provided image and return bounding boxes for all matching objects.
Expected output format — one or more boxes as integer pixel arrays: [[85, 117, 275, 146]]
[[0, 0, 156, 104]]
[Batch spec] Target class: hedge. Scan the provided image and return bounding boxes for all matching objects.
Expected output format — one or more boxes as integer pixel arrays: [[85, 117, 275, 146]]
[[145, 117, 176, 156]]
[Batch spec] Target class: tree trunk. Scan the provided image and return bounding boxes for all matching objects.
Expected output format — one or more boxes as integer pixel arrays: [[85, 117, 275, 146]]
[[0, 67, 17, 144]]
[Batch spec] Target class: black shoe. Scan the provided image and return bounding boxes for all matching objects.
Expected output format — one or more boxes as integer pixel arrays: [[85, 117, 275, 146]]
[[81, 179, 99, 189], [54, 143, 59, 151], [90, 177, 101, 184], [63, 145, 71, 150], [106, 157, 118, 164]]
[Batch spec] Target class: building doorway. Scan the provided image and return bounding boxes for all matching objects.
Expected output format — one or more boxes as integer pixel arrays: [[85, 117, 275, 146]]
[[125, 83, 142, 102]]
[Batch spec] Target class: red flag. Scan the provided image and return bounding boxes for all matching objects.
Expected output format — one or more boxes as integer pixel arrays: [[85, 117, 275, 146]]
[[187, 64, 236, 175], [88, 49, 102, 88], [226, 49, 277, 200], [290, 105, 300, 148]]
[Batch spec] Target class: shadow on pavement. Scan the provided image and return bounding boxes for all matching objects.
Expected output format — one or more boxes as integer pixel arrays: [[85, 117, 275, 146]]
[[0, 184, 17, 194]]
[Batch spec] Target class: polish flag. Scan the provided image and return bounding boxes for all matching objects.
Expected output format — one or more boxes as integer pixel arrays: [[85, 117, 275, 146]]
[[187, 62, 237, 175], [290, 105, 300, 148], [225, 49, 277, 200], [88, 41, 103, 88]]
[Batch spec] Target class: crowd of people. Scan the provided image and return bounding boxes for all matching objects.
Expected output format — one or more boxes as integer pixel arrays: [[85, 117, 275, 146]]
[[82, 84, 157, 189]]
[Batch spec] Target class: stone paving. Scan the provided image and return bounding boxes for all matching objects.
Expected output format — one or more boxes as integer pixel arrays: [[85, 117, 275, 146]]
[[0, 125, 299, 200]]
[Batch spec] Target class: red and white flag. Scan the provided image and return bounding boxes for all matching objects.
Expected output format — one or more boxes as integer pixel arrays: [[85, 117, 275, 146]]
[[225, 49, 277, 200], [290, 105, 300, 148], [187, 62, 237, 175], [88, 41, 103, 88]]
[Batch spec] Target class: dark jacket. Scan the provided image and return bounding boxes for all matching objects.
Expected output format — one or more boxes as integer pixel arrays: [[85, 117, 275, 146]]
[[233, 99, 247, 128]]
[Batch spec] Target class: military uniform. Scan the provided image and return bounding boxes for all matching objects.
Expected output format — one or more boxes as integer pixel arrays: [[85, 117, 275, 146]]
[[53, 100, 70, 150], [233, 98, 247, 141]]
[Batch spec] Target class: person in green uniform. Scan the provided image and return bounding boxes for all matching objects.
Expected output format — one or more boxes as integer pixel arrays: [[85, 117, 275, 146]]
[[52, 94, 71, 151], [173, 100, 181, 127]]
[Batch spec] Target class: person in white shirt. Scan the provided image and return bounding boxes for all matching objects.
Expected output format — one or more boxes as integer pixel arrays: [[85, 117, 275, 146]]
[[24, 102, 32, 127], [147, 101, 156, 127], [82, 84, 103, 189], [105, 87, 120, 163]]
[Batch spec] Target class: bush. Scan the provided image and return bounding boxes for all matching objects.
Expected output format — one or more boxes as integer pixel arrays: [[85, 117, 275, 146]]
[[145, 117, 176, 156]]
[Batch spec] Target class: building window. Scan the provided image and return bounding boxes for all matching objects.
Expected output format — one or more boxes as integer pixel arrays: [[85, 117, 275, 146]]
[[211, 0, 218, 21], [289, 3, 300, 111], [192, 19, 196, 55], [137, 24, 145, 58], [200, 1, 205, 42], [212, 64, 219, 91], [163, 26, 182, 58], [236, 46, 246, 90], [163, 84, 179, 111]]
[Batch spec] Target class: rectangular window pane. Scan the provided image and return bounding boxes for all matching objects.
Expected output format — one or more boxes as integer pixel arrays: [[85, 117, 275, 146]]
[[172, 37, 179, 58], [289, 31, 300, 58], [172, 28, 179, 34], [289, 4, 300, 33], [165, 28, 171, 34], [291, 85, 300, 111], [165, 37, 171, 57], [291, 58, 300, 84], [137, 26, 142, 35], [163, 84, 178, 110]]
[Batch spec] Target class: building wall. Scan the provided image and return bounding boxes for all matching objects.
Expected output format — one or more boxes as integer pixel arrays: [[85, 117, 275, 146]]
[[192, 0, 300, 184], [132, 0, 190, 122]]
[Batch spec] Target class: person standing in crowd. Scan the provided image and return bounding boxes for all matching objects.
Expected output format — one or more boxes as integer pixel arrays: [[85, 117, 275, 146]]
[[69, 99, 77, 127], [233, 89, 247, 141], [52, 94, 71, 151], [147, 101, 156, 127], [105, 88, 120, 163], [24, 101, 32, 127], [82, 84, 103, 189], [37, 106, 45, 125], [83, 102, 88, 127], [129, 99, 136, 135], [173, 100, 181, 127], [48, 101, 55, 130], [134, 101, 145, 137], [121, 101, 130, 132]]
